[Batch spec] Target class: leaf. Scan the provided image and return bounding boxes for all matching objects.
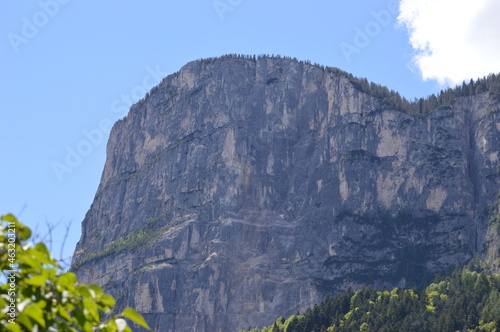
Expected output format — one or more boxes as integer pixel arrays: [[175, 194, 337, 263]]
[[33, 243, 54, 264], [58, 305, 72, 322], [83, 298, 100, 322], [26, 275, 47, 286], [37, 299, 47, 309], [122, 326, 133, 332], [23, 303, 46, 328], [89, 284, 104, 296], [18, 255, 41, 270], [16, 313, 33, 331], [82, 320, 94, 332], [73, 307, 86, 328], [34, 242, 50, 256], [6, 322, 22, 332], [66, 272, 77, 284], [100, 294, 116, 308], [57, 272, 77, 288], [121, 307, 150, 330], [17, 224, 32, 241], [77, 285, 92, 298], [1, 214, 17, 223]]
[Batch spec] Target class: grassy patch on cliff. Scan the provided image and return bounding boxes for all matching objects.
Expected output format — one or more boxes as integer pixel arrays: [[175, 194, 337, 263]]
[[73, 215, 167, 269]]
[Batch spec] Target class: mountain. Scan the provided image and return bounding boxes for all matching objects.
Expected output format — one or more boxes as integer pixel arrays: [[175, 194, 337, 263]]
[[71, 55, 500, 332]]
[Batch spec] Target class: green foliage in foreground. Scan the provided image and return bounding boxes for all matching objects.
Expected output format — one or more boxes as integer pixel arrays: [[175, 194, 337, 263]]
[[0, 214, 150, 331], [247, 267, 500, 332]]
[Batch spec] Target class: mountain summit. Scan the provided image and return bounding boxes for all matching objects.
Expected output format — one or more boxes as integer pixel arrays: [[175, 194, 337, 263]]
[[72, 55, 500, 331]]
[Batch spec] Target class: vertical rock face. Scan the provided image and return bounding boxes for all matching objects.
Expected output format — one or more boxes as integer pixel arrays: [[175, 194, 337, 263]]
[[72, 56, 500, 332]]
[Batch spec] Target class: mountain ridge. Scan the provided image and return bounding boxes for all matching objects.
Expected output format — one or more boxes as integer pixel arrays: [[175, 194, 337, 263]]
[[142, 54, 500, 117]]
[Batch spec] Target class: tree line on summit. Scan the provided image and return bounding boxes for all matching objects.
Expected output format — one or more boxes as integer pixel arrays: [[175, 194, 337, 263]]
[[198, 54, 500, 117]]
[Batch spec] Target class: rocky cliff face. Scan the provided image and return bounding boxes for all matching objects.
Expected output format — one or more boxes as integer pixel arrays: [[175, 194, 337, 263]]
[[72, 56, 500, 332]]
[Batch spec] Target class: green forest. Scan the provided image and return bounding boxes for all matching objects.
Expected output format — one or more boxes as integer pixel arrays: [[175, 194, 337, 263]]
[[244, 265, 500, 332]]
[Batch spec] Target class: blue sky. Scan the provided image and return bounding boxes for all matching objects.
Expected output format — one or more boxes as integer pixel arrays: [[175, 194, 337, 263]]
[[1, 0, 499, 267]]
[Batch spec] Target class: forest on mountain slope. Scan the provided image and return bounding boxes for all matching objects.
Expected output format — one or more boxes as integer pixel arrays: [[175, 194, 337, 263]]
[[243, 263, 500, 332]]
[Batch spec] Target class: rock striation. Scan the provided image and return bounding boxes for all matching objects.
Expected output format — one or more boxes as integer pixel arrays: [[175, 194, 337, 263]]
[[72, 55, 500, 332]]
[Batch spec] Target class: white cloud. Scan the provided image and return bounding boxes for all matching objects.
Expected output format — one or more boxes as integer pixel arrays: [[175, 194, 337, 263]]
[[398, 0, 500, 87]]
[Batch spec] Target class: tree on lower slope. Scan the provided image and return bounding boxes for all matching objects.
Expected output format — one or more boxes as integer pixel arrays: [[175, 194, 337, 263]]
[[247, 266, 500, 332]]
